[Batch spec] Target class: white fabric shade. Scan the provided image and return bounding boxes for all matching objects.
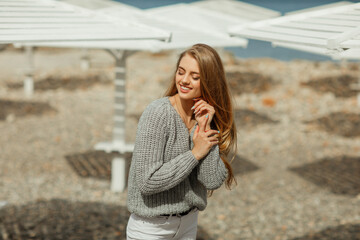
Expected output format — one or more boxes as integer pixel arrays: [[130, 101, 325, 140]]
[[229, 3, 360, 51], [22, 4, 248, 50], [285, 1, 353, 15], [0, 0, 171, 43], [272, 42, 360, 60], [190, 0, 281, 21], [146, 3, 254, 37]]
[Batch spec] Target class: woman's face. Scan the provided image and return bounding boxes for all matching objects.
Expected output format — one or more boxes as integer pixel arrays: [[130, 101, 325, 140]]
[[175, 54, 201, 100]]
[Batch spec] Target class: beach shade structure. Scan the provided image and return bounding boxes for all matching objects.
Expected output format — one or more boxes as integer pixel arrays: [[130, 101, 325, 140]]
[[271, 42, 360, 60], [60, 0, 138, 10], [229, 3, 360, 105], [228, 3, 360, 51], [190, 0, 281, 21], [0, 0, 172, 192], [285, 1, 354, 15], [145, 3, 264, 36], [0, 0, 170, 44], [270, 1, 358, 61], [1, 0, 170, 97], [15, 3, 248, 192]]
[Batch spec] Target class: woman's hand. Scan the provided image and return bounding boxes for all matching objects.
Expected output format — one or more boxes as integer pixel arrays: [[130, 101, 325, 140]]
[[192, 98, 215, 131], [192, 116, 219, 161]]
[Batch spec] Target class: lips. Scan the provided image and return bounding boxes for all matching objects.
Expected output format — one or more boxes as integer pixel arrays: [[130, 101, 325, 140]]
[[179, 84, 192, 93]]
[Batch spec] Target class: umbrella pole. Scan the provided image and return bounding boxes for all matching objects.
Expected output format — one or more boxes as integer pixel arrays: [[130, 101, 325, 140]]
[[95, 49, 134, 192], [112, 50, 127, 192], [24, 46, 34, 98], [80, 48, 90, 71], [358, 68, 360, 107]]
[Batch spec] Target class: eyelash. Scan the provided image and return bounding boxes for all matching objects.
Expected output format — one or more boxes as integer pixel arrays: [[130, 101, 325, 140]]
[[177, 70, 199, 80]]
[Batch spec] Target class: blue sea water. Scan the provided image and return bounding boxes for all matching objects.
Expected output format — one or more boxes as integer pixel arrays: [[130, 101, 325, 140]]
[[115, 0, 358, 61]]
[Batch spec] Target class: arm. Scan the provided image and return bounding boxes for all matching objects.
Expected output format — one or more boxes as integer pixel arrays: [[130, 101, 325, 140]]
[[134, 104, 199, 195], [197, 144, 228, 190]]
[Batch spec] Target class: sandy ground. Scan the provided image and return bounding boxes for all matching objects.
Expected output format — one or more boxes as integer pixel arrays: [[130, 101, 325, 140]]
[[0, 46, 359, 239]]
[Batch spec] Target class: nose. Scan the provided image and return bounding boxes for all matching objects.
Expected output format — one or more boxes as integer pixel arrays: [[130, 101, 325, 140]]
[[181, 74, 191, 85]]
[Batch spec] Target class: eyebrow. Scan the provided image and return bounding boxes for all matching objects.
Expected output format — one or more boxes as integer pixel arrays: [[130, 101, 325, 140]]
[[178, 66, 199, 75]]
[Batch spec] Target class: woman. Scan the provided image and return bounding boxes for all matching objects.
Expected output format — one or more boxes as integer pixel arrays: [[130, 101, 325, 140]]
[[126, 44, 237, 240]]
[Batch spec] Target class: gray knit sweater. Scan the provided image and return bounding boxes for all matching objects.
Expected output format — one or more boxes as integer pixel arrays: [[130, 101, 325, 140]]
[[127, 97, 228, 217]]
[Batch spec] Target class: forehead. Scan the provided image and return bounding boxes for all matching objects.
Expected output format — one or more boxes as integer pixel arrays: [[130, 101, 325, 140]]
[[179, 54, 199, 73]]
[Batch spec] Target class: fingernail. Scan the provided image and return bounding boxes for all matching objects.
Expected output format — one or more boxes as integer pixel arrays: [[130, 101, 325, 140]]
[[206, 114, 208, 118], [218, 131, 220, 133], [191, 106, 195, 110]]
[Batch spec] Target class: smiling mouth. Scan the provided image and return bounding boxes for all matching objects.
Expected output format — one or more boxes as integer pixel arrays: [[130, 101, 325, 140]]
[[180, 85, 191, 91]]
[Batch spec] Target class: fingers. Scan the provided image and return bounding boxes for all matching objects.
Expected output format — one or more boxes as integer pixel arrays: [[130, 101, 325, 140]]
[[195, 125, 199, 134], [205, 129, 219, 137], [193, 100, 215, 116], [200, 114, 209, 132], [208, 137, 219, 145]]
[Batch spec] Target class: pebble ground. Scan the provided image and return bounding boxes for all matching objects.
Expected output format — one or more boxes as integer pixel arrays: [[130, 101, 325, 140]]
[[0, 47, 359, 239]]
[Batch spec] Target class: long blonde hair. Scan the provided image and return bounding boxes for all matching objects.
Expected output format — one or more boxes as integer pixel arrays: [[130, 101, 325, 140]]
[[165, 43, 237, 190]]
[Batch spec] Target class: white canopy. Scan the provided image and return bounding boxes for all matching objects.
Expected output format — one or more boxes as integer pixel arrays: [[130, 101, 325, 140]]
[[190, 0, 281, 21], [27, 5, 247, 51], [145, 3, 253, 39], [285, 1, 353, 15], [272, 42, 360, 60], [229, 3, 360, 51], [272, 2, 360, 60], [0, 0, 171, 43]]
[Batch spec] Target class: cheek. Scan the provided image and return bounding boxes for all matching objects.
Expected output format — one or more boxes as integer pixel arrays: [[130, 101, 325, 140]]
[[193, 81, 201, 92], [175, 75, 181, 84]]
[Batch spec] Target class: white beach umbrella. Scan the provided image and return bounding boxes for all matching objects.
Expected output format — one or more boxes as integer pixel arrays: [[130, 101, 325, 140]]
[[285, 1, 354, 16], [271, 42, 360, 60], [0, 0, 170, 43], [190, 0, 281, 21], [0, 0, 172, 192], [229, 2, 360, 106], [228, 3, 360, 51], [146, 3, 257, 37]]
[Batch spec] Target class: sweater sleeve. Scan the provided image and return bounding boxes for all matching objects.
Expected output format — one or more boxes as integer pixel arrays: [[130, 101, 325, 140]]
[[197, 144, 228, 190], [134, 103, 199, 196]]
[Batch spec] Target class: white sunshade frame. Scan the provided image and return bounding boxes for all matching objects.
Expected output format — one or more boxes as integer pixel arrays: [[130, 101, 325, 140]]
[[272, 42, 360, 60], [285, 1, 354, 15], [0, 0, 171, 44], [23, 4, 248, 51], [145, 3, 252, 41], [229, 2, 360, 51], [190, 0, 281, 21], [100, 5, 248, 50]]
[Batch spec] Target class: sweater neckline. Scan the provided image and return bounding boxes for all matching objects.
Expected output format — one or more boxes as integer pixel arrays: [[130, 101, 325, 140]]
[[165, 97, 197, 135]]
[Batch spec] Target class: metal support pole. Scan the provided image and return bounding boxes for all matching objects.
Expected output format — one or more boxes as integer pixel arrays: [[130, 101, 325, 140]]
[[80, 48, 90, 71], [94, 49, 135, 192], [357, 69, 360, 107], [24, 46, 34, 97], [113, 54, 126, 147], [111, 157, 126, 192], [111, 51, 126, 192]]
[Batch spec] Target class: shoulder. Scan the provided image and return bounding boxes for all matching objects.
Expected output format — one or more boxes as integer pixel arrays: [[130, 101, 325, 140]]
[[141, 97, 172, 121]]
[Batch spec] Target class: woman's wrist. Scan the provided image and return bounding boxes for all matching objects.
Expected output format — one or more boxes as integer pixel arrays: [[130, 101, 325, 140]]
[[191, 149, 202, 161]]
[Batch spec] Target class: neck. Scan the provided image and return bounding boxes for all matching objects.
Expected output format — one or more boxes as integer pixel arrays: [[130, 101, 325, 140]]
[[175, 94, 193, 120]]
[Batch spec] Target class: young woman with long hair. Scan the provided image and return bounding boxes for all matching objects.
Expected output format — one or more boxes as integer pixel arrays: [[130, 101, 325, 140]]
[[126, 43, 237, 240]]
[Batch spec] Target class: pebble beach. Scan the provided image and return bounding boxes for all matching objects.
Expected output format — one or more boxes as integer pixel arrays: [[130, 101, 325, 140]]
[[0, 46, 359, 240]]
